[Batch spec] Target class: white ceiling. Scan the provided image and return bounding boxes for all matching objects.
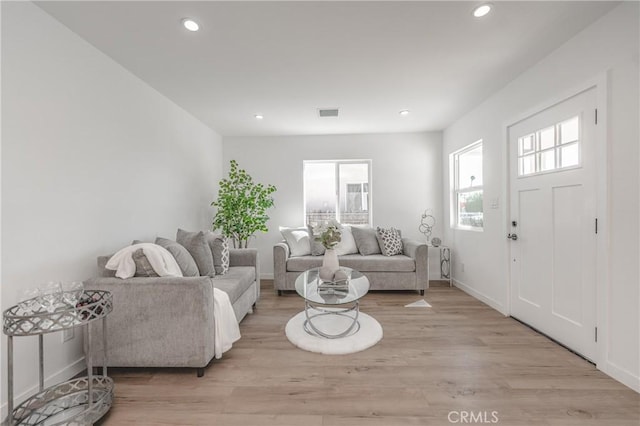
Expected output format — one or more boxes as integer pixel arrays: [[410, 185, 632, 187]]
[[36, 1, 618, 137]]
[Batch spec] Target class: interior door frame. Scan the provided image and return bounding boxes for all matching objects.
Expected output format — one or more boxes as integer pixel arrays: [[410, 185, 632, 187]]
[[502, 73, 609, 369]]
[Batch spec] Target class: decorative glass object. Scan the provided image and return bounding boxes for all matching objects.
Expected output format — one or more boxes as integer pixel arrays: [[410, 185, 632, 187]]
[[62, 281, 84, 308], [18, 288, 41, 315], [39, 282, 62, 313]]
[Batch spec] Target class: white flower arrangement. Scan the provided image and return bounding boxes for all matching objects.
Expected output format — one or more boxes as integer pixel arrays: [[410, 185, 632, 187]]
[[311, 219, 342, 250]]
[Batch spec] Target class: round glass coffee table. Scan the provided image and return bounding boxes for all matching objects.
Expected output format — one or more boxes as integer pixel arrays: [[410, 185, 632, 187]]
[[294, 267, 370, 339]]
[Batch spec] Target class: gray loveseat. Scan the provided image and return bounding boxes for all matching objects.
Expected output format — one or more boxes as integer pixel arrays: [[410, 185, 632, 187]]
[[83, 248, 259, 377], [274, 238, 428, 295]]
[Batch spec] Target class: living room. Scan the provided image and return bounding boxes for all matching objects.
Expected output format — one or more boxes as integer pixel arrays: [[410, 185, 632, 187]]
[[1, 1, 639, 425]]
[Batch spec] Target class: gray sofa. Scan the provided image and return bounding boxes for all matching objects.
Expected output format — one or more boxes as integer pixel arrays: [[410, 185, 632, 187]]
[[274, 238, 428, 295], [83, 249, 259, 377]]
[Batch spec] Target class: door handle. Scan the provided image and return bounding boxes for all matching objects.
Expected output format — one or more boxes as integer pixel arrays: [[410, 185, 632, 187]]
[[507, 233, 518, 241]]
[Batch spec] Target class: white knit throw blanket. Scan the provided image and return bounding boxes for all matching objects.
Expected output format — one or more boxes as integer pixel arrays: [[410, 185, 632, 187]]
[[213, 288, 241, 358], [106, 243, 182, 279]]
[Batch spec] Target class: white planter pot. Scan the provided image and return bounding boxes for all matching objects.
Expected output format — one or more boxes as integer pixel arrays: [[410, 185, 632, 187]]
[[320, 249, 339, 281]]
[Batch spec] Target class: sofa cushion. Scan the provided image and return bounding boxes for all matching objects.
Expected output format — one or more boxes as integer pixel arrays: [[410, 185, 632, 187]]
[[279, 226, 311, 256], [205, 232, 229, 275], [155, 237, 199, 277], [334, 225, 358, 255], [132, 249, 160, 277], [97, 255, 117, 277], [351, 226, 382, 255], [376, 227, 403, 256], [212, 266, 255, 304], [287, 254, 415, 272], [177, 229, 216, 277], [307, 225, 326, 256]]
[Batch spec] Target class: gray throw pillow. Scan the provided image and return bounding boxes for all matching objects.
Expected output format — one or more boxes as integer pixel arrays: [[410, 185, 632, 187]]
[[376, 227, 403, 256], [155, 237, 199, 277], [205, 232, 230, 275], [176, 229, 216, 277], [132, 249, 159, 277], [351, 226, 382, 256], [307, 225, 326, 256]]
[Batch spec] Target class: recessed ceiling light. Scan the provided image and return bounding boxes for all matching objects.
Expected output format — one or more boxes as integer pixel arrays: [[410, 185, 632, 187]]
[[254, 114, 264, 120], [399, 110, 410, 116], [472, 4, 492, 18], [182, 18, 199, 32]]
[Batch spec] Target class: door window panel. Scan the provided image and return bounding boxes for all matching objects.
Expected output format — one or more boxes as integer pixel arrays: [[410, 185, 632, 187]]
[[517, 115, 581, 176]]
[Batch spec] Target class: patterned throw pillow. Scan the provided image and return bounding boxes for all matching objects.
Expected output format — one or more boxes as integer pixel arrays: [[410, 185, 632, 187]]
[[132, 249, 160, 277], [219, 238, 230, 275], [376, 227, 403, 256], [206, 232, 230, 275]]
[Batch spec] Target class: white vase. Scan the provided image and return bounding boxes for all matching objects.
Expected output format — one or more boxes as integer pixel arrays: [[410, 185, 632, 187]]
[[320, 249, 339, 281]]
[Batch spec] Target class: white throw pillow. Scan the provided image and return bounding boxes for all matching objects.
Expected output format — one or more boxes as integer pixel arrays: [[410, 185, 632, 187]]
[[334, 225, 359, 256], [279, 226, 311, 257]]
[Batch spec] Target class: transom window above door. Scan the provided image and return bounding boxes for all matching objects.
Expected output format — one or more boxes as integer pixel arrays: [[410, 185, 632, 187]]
[[303, 160, 371, 226], [518, 116, 580, 176]]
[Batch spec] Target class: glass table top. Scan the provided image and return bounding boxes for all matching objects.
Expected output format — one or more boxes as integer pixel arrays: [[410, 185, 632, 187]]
[[294, 267, 370, 305]]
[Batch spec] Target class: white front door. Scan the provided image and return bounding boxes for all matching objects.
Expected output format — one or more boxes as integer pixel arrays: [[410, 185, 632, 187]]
[[508, 88, 597, 361]]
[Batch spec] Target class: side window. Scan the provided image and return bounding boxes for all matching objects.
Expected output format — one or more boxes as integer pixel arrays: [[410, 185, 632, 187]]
[[452, 141, 483, 230]]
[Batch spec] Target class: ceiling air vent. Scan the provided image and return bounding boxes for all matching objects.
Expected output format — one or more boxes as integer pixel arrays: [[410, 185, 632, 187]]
[[318, 108, 339, 118]]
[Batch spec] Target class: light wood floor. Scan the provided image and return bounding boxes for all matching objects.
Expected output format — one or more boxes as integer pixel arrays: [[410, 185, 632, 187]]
[[98, 281, 639, 425]]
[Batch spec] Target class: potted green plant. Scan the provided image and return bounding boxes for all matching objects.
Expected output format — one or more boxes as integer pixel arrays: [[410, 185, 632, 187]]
[[212, 160, 277, 248]]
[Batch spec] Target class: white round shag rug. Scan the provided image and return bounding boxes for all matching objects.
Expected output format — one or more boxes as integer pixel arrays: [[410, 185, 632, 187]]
[[285, 310, 383, 355]]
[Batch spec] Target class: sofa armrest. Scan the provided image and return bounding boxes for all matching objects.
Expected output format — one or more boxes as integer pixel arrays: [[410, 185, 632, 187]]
[[83, 276, 215, 368], [273, 242, 289, 292], [229, 248, 260, 300], [403, 238, 429, 290]]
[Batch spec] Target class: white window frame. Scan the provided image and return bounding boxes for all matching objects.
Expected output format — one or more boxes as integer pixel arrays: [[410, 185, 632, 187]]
[[451, 140, 484, 231], [303, 159, 373, 226]]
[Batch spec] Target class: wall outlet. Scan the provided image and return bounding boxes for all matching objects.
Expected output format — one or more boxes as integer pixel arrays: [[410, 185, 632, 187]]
[[62, 328, 74, 342], [461, 263, 465, 272]]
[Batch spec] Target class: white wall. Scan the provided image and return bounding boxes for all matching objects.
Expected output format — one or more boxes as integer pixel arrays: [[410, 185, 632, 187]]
[[1, 2, 223, 412], [223, 132, 443, 278], [442, 2, 639, 391]]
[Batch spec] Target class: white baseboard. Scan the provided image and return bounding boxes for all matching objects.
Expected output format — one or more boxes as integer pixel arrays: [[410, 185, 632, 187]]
[[1, 356, 86, 419], [600, 360, 640, 393], [453, 278, 508, 316]]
